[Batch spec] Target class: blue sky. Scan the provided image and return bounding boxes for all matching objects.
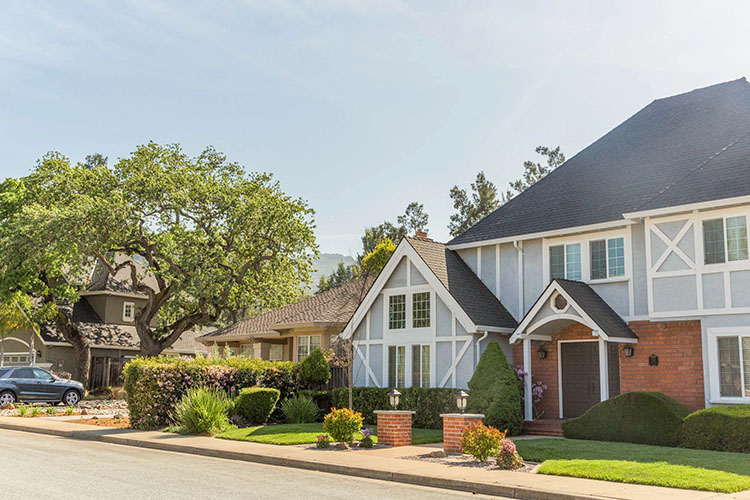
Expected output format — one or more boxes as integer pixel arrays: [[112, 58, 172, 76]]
[[2, 1, 749, 256]]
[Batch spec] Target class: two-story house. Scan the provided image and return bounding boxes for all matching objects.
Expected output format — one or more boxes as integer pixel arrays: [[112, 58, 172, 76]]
[[341, 77, 750, 424]]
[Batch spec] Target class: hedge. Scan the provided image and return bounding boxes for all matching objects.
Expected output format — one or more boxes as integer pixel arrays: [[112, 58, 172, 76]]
[[123, 356, 299, 429], [331, 387, 458, 429], [680, 404, 750, 453], [234, 387, 280, 425], [561, 391, 691, 447]]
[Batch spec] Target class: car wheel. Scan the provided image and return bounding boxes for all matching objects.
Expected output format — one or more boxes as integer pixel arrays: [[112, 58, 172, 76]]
[[0, 390, 16, 406], [63, 390, 81, 406]]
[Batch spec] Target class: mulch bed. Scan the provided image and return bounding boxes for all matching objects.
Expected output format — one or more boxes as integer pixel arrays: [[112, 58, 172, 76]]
[[405, 452, 538, 473], [69, 416, 131, 429]]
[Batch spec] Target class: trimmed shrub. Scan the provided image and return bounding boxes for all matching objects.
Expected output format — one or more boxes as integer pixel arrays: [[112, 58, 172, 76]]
[[461, 422, 505, 462], [281, 395, 319, 424], [466, 342, 522, 436], [680, 404, 750, 453], [299, 348, 331, 388], [173, 386, 231, 435], [562, 391, 690, 447], [123, 356, 298, 430], [323, 407, 363, 443], [234, 387, 280, 425], [331, 387, 457, 429]]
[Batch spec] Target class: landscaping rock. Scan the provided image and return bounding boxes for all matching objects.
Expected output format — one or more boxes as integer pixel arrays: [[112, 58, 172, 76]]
[[429, 450, 447, 458], [0, 403, 14, 410], [334, 442, 348, 450], [80, 409, 88, 415]]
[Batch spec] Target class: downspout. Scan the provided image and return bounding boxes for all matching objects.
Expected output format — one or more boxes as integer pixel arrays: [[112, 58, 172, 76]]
[[475, 330, 488, 368], [513, 240, 524, 318]]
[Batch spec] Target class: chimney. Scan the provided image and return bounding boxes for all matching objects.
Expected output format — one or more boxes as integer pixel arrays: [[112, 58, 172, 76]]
[[415, 230, 428, 238]]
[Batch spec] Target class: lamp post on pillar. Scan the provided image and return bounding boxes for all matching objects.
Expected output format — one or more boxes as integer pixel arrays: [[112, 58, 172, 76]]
[[523, 337, 533, 421]]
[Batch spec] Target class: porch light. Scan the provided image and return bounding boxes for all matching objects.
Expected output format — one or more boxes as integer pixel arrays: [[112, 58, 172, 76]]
[[624, 346, 635, 358], [388, 388, 401, 410], [455, 390, 469, 413], [537, 348, 548, 360]]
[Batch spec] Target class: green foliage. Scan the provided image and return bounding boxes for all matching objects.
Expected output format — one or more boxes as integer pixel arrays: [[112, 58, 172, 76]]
[[281, 395, 319, 424], [316, 434, 331, 448], [396, 201, 429, 234], [17, 405, 27, 416], [502, 146, 566, 203], [461, 422, 506, 462], [448, 171, 500, 236], [30, 406, 40, 417], [360, 238, 395, 275], [299, 389, 333, 418], [680, 405, 750, 453], [331, 387, 458, 429], [65, 406, 74, 416], [561, 392, 690, 447], [323, 407, 363, 443], [123, 356, 299, 429], [46, 407, 56, 415], [466, 342, 522, 435], [233, 387, 280, 425], [316, 261, 357, 294], [298, 348, 331, 387], [173, 386, 231, 435], [361, 221, 406, 256]]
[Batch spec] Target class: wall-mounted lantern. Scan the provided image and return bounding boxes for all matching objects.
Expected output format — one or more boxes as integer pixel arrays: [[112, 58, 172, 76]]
[[388, 388, 401, 410], [537, 348, 548, 360], [624, 346, 635, 358], [455, 390, 469, 413], [648, 354, 659, 366]]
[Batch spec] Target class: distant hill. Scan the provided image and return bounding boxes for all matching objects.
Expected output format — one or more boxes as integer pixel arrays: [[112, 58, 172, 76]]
[[309, 253, 356, 288]]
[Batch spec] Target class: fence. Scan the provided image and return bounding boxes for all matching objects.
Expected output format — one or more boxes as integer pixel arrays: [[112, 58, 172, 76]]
[[322, 365, 348, 390], [88, 357, 127, 390]]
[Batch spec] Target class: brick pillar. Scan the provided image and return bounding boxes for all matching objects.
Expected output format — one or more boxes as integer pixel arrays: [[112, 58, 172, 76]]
[[374, 410, 415, 447], [440, 413, 484, 453]]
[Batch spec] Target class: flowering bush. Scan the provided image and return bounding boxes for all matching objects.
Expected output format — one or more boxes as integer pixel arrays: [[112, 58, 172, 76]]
[[323, 407, 363, 443], [316, 434, 331, 448], [496, 438, 524, 470], [123, 356, 299, 429], [515, 366, 548, 419], [358, 427, 374, 448], [460, 422, 506, 462]]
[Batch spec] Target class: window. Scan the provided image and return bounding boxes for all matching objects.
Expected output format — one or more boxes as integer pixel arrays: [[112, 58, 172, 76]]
[[589, 237, 625, 280], [12, 368, 34, 379], [412, 345, 430, 388], [388, 295, 406, 329], [549, 243, 581, 281], [33, 368, 51, 380], [296, 335, 321, 361], [123, 302, 135, 322], [388, 345, 406, 388], [412, 292, 431, 328], [240, 344, 254, 358], [269, 344, 283, 361], [717, 336, 750, 398], [704, 216, 749, 264]]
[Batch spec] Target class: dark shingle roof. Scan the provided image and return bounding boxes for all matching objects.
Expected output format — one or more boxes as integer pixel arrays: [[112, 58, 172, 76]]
[[555, 279, 637, 340], [449, 78, 750, 246], [199, 279, 373, 340], [87, 256, 158, 295], [406, 236, 517, 329]]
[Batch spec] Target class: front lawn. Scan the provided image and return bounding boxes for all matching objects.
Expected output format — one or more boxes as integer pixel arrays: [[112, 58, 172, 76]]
[[515, 438, 750, 493], [217, 423, 443, 446]]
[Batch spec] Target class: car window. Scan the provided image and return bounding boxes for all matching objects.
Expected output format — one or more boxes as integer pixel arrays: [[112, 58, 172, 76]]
[[33, 368, 51, 380], [13, 368, 34, 378], [0, 368, 10, 378]]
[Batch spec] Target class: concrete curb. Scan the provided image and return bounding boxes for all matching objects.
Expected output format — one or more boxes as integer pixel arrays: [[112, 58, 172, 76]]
[[0, 420, 620, 500]]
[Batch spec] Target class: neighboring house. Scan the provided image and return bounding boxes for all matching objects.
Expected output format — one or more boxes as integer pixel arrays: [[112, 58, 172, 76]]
[[342, 77, 750, 422], [0, 258, 208, 388], [197, 279, 371, 362]]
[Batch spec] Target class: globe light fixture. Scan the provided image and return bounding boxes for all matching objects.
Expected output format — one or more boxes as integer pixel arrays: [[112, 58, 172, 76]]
[[388, 388, 401, 410], [455, 390, 469, 413]]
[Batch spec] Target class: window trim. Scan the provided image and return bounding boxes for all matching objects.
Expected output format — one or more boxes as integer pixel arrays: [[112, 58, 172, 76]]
[[707, 327, 750, 403], [589, 237, 626, 281], [543, 229, 631, 286], [122, 302, 135, 322], [702, 215, 750, 266], [269, 344, 284, 362], [296, 335, 321, 362]]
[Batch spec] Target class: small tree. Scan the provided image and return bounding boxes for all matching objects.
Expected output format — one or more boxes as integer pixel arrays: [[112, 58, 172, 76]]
[[298, 347, 331, 388], [360, 238, 395, 275], [397, 202, 429, 235], [466, 341, 522, 435], [448, 172, 500, 236]]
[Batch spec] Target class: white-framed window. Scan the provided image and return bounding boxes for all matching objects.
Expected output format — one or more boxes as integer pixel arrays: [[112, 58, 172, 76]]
[[550, 243, 581, 280], [122, 302, 135, 322], [412, 292, 431, 328], [708, 328, 750, 402], [296, 335, 321, 361], [388, 294, 406, 330], [269, 344, 283, 361], [703, 216, 749, 265], [240, 344, 254, 358], [411, 344, 431, 388], [388, 345, 406, 388], [590, 237, 625, 280]]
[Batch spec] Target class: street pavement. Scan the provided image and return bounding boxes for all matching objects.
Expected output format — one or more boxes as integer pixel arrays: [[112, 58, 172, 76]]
[[0, 429, 507, 500]]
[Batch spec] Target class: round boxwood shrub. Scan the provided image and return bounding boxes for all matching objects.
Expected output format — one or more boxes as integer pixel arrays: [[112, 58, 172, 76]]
[[561, 391, 690, 447], [234, 387, 280, 425], [680, 404, 750, 453], [466, 341, 522, 435], [298, 348, 331, 388]]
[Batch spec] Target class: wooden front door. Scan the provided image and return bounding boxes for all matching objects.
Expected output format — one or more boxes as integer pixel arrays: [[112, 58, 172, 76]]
[[560, 342, 600, 418]]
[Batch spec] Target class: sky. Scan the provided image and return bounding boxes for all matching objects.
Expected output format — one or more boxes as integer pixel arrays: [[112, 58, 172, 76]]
[[2, 1, 750, 257]]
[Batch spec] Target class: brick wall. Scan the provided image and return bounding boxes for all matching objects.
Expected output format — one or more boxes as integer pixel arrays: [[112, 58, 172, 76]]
[[442, 414, 484, 453], [374, 411, 414, 446]]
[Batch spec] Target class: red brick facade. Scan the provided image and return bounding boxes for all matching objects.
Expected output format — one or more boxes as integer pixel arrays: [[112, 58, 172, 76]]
[[374, 411, 414, 446], [441, 414, 484, 453], [512, 320, 705, 418]]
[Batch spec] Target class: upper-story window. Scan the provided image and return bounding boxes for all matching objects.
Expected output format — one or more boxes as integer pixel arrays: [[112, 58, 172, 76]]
[[703, 216, 749, 264], [388, 294, 406, 329], [412, 292, 431, 328], [123, 302, 135, 322], [590, 237, 625, 280], [550, 243, 581, 280]]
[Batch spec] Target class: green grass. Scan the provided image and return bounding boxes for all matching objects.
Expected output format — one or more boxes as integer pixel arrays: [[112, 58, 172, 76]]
[[515, 438, 750, 493], [217, 423, 443, 446]]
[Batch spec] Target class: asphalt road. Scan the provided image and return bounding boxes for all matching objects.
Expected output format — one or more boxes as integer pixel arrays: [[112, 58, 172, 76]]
[[0, 430, 507, 500]]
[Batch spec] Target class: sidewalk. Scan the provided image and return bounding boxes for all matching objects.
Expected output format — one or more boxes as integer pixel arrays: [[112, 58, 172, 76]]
[[1, 416, 747, 500]]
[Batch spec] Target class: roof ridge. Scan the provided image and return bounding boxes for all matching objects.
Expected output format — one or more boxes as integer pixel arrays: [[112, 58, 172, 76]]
[[652, 77, 748, 103]]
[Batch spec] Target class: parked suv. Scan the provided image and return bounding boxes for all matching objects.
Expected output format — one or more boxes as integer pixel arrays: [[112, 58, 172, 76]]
[[0, 367, 83, 406]]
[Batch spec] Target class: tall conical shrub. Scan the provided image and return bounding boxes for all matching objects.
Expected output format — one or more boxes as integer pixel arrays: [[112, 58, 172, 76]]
[[466, 341, 522, 435]]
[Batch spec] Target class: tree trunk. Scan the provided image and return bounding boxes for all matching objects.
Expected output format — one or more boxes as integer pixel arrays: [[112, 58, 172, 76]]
[[54, 312, 91, 387], [0, 337, 4, 367]]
